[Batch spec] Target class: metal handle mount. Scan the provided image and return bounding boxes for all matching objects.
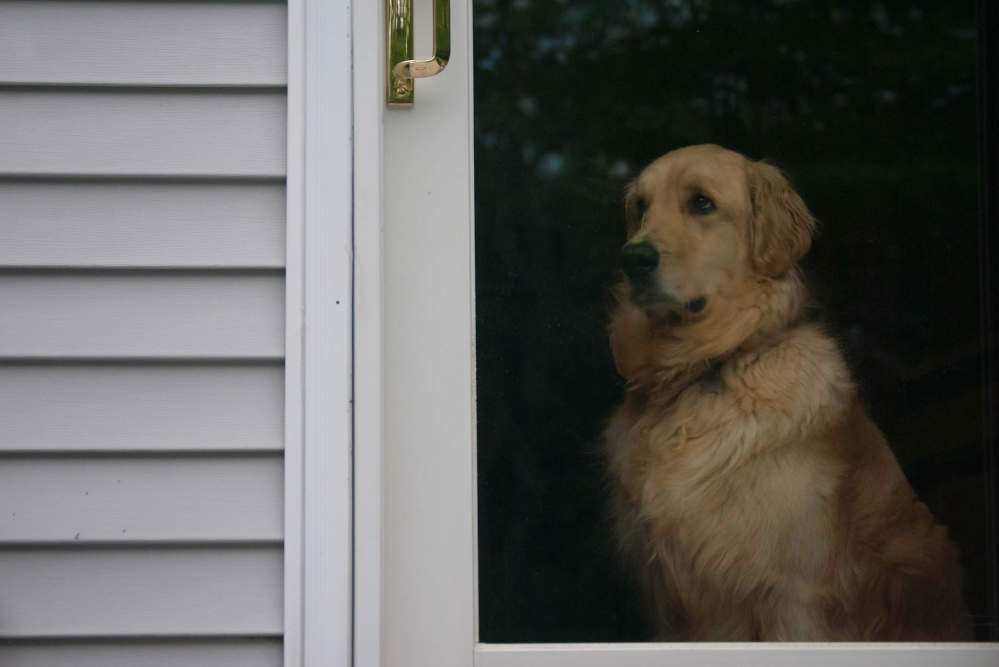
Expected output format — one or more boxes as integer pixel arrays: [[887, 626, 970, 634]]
[[386, 0, 451, 108]]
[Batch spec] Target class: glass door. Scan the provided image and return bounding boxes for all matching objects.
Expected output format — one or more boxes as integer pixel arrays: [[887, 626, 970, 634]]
[[473, 0, 997, 645]]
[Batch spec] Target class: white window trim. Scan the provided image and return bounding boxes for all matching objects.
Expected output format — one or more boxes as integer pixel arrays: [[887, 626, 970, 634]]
[[350, 2, 999, 666]]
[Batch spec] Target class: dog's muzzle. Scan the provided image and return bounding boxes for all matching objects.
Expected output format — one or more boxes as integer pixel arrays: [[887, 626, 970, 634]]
[[621, 241, 709, 320], [621, 241, 663, 307]]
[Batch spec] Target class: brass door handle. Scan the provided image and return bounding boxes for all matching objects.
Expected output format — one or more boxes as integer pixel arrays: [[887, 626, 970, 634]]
[[386, 0, 451, 108]]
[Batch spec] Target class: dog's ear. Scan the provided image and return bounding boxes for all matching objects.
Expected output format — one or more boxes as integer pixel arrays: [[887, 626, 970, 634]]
[[623, 179, 644, 234], [747, 160, 815, 277]]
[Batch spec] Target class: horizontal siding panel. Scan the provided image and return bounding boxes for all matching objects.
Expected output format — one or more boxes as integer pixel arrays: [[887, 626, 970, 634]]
[[0, 1, 287, 86], [0, 364, 283, 452], [0, 273, 284, 358], [0, 182, 285, 268], [0, 547, 282, 637], [0, 455, 283, 543], [0, 639, 282, 667], [0, 91, 285, 177]]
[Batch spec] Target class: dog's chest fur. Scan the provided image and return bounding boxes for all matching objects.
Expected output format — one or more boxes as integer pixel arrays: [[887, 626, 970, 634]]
[[605, 325, 853, 639]]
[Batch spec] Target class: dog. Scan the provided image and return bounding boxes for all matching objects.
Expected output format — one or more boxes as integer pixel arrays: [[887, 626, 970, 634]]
[[604, 144, 971, 641]]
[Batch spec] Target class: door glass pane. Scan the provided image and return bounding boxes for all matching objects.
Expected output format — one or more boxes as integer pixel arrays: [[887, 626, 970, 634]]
[[474, 0, 996, 642]]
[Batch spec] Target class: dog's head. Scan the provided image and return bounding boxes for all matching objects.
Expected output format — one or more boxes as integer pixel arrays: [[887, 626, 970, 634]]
[[611, 144, 815, 380]]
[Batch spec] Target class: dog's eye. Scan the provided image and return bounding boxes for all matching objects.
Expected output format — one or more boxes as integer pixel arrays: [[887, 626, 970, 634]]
[[634, 196, 647, 221], [627, 195, 647, 231], [690, 194, 716, 215]]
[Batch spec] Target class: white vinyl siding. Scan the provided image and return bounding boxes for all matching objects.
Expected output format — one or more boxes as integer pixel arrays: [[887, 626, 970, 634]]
[[0, 548, 283, 636], [0, 364, 283, 452], [0, 456, 283, 542], [0, 273, 284, 358], [0, 1, 287, 86], [0, 91, 285, 177], [0, 1, 288, 665], [0, 182, 285, 268], [0, 640, 283, 667]]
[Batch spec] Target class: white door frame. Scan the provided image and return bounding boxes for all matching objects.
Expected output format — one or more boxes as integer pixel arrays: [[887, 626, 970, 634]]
[[353, 0, 477, 665], [348, 2, 998, 667], [288, 0, 354, 664]]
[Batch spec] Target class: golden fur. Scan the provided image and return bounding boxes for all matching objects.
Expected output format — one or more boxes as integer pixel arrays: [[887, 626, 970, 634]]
[[605, 144, 971, 641]]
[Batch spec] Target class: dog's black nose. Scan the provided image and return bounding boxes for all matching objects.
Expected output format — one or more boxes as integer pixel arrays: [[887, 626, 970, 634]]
[[620, 241, 659, 279]]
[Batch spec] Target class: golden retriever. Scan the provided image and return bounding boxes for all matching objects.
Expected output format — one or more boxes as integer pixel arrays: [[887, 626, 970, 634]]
[[604, 144, 971, 641]]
